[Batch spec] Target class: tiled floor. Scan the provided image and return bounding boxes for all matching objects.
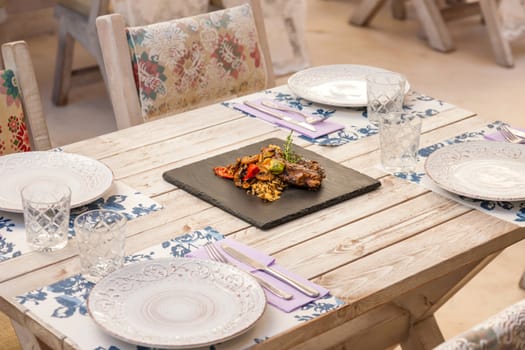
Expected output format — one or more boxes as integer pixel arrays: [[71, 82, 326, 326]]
[[1, 0, 524, 349]]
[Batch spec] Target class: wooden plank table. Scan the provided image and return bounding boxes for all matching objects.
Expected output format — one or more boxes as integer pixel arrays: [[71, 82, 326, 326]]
[[0, 96, 524, 350]]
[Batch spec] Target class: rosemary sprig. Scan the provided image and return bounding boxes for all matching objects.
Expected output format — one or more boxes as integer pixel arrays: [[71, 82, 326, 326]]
[[283, 131, 301, 163]]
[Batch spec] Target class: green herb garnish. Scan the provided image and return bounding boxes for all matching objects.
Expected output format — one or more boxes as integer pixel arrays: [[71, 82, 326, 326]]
[[283, 131, 301, 163]]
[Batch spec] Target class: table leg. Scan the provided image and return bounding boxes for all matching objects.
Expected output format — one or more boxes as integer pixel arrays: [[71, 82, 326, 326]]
[[349, 0, 387, 26], [396, 252, 500, 349], [411, 0, 455, 52], [400, 315, 444, 350]]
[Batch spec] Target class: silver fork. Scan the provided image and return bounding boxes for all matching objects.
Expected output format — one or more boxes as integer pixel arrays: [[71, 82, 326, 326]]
[[203, 242, 293, 300], [499, 125, 525, 144], [506, 126, 525, 139]]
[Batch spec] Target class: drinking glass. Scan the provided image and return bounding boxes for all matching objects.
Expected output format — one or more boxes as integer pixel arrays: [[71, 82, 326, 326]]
[[74, 209, 127, 282], [22, 181, 71, 252], [366, 71, 406, 126], [379, 111, 422, 173]]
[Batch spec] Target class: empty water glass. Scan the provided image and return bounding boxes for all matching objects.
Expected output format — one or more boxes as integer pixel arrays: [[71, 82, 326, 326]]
[[74, 209, 127, 282], [379, 111, 422, 173], [22, 181, 71, 252], [366, 71, 406, 126]]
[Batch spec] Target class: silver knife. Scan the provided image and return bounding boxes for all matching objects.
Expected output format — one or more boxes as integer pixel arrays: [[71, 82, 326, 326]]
[[221, 244, 320, 298], [243, 101, 317, 132]]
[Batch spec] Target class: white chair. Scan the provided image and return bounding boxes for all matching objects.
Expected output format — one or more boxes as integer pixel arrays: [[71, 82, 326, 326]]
[[96, 0, 274, 130], [1, 41, 51, 153], [351, 0, 515, 67]]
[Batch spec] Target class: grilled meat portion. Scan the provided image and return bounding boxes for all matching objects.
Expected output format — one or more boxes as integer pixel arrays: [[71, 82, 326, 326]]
[[280, 159, 326, 190]]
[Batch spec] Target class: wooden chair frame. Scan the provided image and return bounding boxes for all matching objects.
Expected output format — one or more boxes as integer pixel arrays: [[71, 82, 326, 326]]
[[52, 0, 109, 105], [1, 41, 51, 151], [96, 0, 274, 130]]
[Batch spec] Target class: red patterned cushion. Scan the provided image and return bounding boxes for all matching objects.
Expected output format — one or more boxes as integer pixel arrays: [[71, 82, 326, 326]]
[[0, 69, 31, 155]]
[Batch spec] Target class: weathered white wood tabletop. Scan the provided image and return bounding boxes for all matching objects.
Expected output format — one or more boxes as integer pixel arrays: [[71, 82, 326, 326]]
[[0, 99, 523, 350]]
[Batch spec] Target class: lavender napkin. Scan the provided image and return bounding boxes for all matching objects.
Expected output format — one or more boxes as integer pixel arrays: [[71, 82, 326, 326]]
[[233, 99, 345, 139], [189, 238, 329, 312], [484, 126, 525, 142]]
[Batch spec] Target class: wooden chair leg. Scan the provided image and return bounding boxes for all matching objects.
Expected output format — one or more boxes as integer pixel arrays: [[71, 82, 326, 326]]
[[350, 0, 388, 26], [479, 0, 514, 68], [52, 20, 75, 106], [391, 0, 407, 20], [411, 0, 455, 52]]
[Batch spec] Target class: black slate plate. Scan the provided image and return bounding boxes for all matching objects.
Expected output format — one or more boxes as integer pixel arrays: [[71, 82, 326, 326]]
[[162, 138, 381, 230]]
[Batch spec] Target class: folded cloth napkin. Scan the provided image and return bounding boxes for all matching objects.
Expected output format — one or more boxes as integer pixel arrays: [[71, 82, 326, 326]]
[[188, 237, 329, 312], [233, 99, 345, 139], [484, 125, 525, 142]]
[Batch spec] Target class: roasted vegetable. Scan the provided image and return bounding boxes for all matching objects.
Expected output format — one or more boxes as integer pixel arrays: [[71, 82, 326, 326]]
[[269, 159, 284, 175], [243, 164, 260, 181]]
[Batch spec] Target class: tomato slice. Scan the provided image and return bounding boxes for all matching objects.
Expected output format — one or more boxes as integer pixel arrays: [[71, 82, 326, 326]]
[[213, 166, 234, 179]]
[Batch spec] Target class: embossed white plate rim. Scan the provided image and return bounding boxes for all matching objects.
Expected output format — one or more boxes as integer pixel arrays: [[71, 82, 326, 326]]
[[88, 257, 266, 349], [0, 151, 113, 212], [287, 64, 410, 107], [424, 141, 525, 201]]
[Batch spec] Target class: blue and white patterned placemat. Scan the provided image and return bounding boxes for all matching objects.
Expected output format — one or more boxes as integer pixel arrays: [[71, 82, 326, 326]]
[[224, 86, 455, 146], [0, 181, 163, 262], [388, 121, 525, 226], [15, 226, 343, 350]]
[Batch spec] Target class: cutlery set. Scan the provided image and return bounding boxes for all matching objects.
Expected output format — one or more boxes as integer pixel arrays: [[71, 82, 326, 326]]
[[243, 101, 318, 132], [204, 242, 320, 300], [260, 100, 325, 124], [234, 99, 346, 138], [204, 243, 293, 300]]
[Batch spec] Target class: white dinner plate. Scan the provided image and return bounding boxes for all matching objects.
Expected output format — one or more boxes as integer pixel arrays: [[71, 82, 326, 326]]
[[88, 258, 266, 349], [0, 151, 113, 212], [287, 64, 410, 107], [424, 141, 525, 201]]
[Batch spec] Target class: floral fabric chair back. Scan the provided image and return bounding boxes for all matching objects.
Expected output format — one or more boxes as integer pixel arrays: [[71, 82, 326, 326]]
[[126, 3, 270, 122], [0, 69, 31, 155], [433, 299, 525, 350]]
